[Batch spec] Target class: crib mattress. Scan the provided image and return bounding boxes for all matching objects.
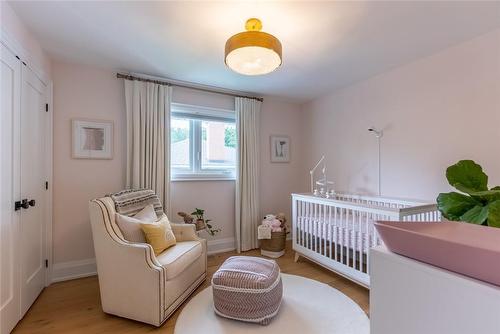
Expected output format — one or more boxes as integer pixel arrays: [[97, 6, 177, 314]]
[[296, 215, 378, 254]]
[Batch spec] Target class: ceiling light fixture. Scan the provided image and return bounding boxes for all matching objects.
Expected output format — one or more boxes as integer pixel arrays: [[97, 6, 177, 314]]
[[225, 18, 282, 76]]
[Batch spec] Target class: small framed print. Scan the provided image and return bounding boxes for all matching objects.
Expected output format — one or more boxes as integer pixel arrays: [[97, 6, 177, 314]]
[[72, 119, 113, 159], [270, 135, 290, 163]]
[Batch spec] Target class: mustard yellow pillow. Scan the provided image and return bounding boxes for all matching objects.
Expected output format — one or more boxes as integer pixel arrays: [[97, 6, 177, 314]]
[[140, 217, 176, 255]]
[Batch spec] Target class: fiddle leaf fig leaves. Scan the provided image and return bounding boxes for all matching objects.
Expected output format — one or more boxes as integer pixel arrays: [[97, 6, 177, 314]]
[[446, 160, 488, 194], [487, 201, 500, 228], [470, 190, 500, 202], [437, 192, 479, 220], [459, 205, 489, 225], [437, 160, 499, 228]]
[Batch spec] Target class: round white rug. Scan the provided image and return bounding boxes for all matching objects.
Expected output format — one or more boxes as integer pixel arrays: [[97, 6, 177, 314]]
[[174, 273, 369, 334]]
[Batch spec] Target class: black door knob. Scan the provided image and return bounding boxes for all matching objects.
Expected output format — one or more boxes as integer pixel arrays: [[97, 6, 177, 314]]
[[21, 199, 29, 209], [28, 199, 36, 207]]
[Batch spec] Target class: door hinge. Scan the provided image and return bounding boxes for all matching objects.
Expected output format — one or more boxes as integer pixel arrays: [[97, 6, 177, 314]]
[[45, 181, 49, 190], [45, 259, 48, 268], [45, 103, 49, 112]]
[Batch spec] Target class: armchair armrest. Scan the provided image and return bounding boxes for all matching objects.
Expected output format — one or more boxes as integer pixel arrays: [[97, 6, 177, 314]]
[[171, 223, 200, 242]]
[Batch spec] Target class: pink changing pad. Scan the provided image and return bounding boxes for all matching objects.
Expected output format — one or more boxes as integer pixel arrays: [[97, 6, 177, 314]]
[[374, 221, 500, 287]]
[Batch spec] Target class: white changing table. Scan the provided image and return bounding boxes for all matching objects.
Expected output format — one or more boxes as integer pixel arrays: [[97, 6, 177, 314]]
[[370, 246, 500, 334]]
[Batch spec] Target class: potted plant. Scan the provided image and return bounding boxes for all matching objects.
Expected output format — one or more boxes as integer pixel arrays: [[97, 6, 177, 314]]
[[191, 208, 220, 236], [437, 160, 500, 227]]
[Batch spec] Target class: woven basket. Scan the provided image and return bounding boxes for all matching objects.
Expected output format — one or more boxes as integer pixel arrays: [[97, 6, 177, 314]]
[[260, 231, 286, 252]]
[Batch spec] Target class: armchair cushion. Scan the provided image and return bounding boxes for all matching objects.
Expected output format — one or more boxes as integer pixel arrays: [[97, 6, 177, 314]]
[[134, 204, 158, 221], [156, 241, 202, 279], [170, 223, 198, 242], [141, 217, 177, 255], [115, 205, 158, 243]]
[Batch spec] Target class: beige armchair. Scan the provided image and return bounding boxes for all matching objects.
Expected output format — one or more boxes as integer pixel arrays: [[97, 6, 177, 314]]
[[89, 196, 207, 326]]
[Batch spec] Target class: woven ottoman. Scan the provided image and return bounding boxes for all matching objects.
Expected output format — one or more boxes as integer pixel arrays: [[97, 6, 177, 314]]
[[212, 256, 283, 325]]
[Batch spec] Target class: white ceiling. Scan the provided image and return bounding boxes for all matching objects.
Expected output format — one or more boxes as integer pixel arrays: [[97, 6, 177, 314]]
[[8, 1, 500, 102]]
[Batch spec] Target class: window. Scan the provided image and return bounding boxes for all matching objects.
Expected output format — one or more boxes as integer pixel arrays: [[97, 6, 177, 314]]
[[171, 103, 236, 180]]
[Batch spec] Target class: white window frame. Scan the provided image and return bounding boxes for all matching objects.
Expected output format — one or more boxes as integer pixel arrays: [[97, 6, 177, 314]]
[[171, 103, 236, 181]]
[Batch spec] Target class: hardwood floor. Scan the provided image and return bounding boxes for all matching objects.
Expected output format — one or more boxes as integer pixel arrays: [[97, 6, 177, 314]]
[[13, 242, 369, 333]]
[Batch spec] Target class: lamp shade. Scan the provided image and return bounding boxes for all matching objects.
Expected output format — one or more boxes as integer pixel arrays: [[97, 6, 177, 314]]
[[225, 18, 282, 76]]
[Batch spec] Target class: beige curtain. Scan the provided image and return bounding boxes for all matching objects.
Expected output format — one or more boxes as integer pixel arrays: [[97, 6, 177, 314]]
[[124, 79, 172, 216], [235, 97, 261, 252]]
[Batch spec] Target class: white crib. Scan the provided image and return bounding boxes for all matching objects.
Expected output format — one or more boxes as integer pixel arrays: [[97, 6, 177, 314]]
[[291, 193, 441, 288]]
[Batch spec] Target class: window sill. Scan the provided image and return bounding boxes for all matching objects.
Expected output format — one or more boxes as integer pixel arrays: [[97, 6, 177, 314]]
[[171, 176, 236, 182], [170, 177, 236, 182]]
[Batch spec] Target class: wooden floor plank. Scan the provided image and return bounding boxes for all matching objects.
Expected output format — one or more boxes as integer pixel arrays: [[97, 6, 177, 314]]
[[13, 242, 369, 333]]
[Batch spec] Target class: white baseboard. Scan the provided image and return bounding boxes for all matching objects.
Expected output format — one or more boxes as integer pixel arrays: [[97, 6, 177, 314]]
[[51, 258, 97, 283], [207, 237, 236, 255]]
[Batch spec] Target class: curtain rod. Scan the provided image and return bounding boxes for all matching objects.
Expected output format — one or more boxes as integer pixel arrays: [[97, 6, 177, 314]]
[[116, 73, 264, 102]]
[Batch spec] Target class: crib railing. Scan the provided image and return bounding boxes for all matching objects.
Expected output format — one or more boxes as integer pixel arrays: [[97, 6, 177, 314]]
[[292, 193, 440, 287], [333, 192, 430, 209]]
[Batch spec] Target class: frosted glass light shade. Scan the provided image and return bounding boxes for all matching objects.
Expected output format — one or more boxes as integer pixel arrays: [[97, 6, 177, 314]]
[[225, 46, 281, 76]]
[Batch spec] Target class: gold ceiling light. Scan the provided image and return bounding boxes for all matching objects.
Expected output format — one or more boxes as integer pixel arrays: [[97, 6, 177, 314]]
[[225, 18, 282, 76]]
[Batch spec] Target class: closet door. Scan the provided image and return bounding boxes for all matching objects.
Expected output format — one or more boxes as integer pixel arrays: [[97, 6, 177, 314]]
[[1, 44, 22, 334], [19, 65, 47, 317]]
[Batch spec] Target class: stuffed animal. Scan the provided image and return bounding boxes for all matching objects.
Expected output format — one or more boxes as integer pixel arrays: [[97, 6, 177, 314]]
[[177, 211, 194, 224], [262, 214, 282, 232], [263, 214, 276, 221], [275, 212, 288, 232]]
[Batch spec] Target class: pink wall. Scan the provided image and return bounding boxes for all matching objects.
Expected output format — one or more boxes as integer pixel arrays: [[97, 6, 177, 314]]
[[302, 29, 500, 201], [52, 61, 126, 263], [170, 181, 236, 243], [51, 60, 305, 263], [260, 98, 306, 220], [1, 1, 52, 77]]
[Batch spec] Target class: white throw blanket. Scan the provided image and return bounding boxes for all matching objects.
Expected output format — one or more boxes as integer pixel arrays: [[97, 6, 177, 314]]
[[258, 225, 272, 239]]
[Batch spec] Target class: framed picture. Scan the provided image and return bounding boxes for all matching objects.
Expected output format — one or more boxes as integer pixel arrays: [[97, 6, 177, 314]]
[[72, 119, 113, 159], [270, 135, 290, 163]]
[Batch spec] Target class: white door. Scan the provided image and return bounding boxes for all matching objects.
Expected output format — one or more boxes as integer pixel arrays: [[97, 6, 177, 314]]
[[19, 64, 47, 317], [0, 45, 48, 333], [1, 44, 22, 334]]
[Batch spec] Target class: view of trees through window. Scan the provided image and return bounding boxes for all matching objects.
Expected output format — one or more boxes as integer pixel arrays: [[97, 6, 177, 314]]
[[171, 127, 188, 143], [171, 118, 190, 170], [171, 123, 236, 148], [223, 127, 236, 148], [171, 116, 236, 178]]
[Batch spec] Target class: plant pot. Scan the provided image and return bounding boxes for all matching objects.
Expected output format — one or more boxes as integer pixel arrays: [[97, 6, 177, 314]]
[[194, 219, 205, 231]]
